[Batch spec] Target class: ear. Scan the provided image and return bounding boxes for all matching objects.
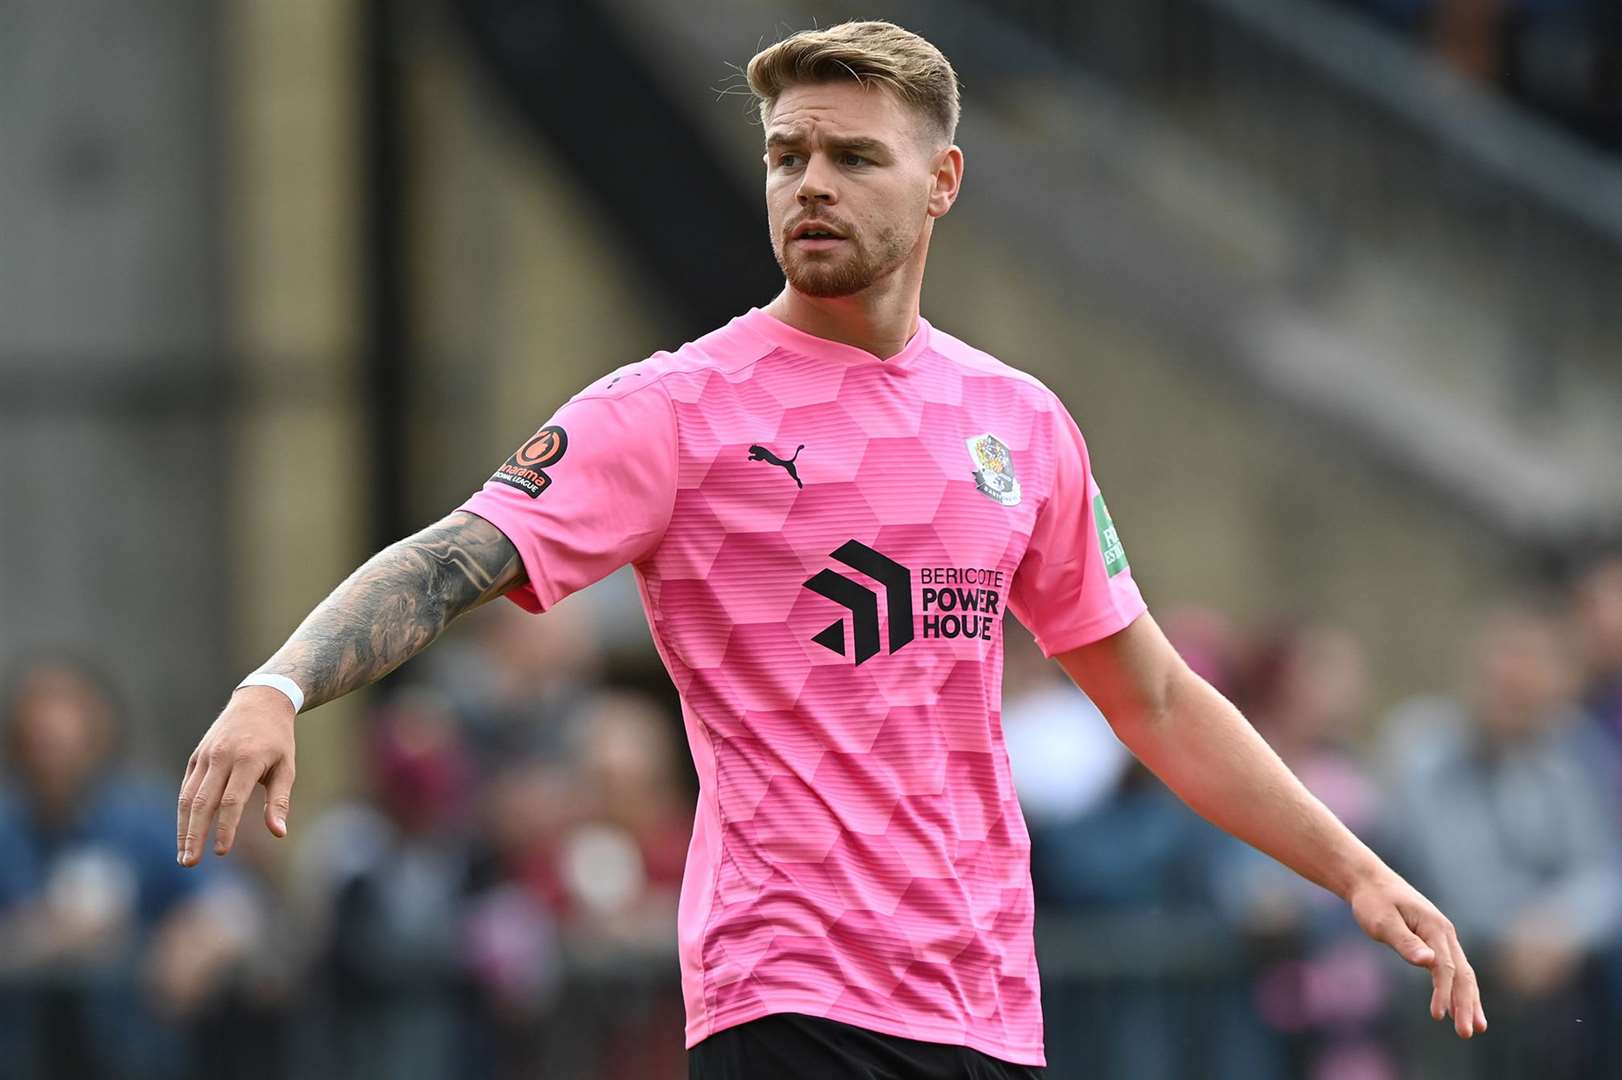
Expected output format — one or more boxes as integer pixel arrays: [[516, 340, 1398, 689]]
[[927, 145, 964, 220]]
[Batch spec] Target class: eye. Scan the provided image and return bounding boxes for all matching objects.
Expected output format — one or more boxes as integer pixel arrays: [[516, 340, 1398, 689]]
[[840, 153, 869, 167], [776, 153, 802, 168]]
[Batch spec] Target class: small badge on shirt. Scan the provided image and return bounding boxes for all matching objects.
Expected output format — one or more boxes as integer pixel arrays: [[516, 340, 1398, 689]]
[[491, 425, 568, 498], [966, 433, 1021, 507], [1094, 493, 1129, 577]]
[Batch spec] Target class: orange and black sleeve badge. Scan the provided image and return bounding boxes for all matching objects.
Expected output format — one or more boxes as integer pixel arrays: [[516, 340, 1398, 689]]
[[491, 425, 568, 498]]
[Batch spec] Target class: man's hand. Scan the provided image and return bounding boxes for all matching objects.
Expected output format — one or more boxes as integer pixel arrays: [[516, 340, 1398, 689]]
[[1056, 616, 1488, 1041], [1349, 872, 1488, 1038], [176, 685, 296, 866], [172, 511, 523, 868]]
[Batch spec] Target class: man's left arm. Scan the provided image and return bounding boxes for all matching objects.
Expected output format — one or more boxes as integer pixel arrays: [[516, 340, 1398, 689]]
[[1055, 612, 1488, 1039]]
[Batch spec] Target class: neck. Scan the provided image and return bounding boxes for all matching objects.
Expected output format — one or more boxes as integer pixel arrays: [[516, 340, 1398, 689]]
[[764, 255, 926, 360]]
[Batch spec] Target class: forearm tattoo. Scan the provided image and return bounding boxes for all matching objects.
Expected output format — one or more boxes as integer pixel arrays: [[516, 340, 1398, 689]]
[[256, 511, 523, 709]]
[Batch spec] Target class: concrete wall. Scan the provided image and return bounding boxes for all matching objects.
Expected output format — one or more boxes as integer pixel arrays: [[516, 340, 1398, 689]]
[[0, 1, 227, 765]]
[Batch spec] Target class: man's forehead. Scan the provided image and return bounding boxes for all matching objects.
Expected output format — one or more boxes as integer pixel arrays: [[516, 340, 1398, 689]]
[[764, 121, 889, 147], [765, 82, 915, 141]]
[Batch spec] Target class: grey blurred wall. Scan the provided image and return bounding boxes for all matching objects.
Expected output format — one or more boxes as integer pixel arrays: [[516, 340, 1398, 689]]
[[0, 1, 228, 760]]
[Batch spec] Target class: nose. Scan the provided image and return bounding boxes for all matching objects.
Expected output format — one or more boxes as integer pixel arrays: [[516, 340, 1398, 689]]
[[795, 152, 838, 206]]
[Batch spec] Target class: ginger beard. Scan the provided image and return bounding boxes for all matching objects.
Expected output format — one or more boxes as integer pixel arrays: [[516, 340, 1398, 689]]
[[770, 201, 927, 299]]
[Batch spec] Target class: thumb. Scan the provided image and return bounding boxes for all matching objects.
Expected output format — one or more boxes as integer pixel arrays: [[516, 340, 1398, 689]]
[[263, 758, 295, 838]]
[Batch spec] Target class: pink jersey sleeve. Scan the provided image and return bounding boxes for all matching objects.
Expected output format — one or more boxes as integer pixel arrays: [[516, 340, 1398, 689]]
[[458, 384, 677, 613], [1008, 404, 1147, 656]]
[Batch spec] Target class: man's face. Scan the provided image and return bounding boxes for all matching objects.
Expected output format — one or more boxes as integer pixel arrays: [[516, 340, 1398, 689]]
[[763, 80, 947, 298], [9, 667, 112, 807], [1474, 611, 1578, 738], [1577, 559, 1622, 675]]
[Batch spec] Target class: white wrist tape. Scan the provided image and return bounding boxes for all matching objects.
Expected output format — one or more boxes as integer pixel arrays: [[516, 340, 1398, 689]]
[[236, 673, 305, 714]]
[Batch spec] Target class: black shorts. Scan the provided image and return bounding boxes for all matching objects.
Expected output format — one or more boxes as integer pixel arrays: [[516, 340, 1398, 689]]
[[688, 1012, 1045, 1080]]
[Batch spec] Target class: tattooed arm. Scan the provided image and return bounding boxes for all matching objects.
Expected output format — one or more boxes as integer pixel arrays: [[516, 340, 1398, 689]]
[[176, 511, 523, 866], [257, 511, 522, 709]]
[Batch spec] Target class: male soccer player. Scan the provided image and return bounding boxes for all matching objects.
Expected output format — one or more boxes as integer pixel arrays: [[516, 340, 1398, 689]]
[[177, 20, 1487, 1077]]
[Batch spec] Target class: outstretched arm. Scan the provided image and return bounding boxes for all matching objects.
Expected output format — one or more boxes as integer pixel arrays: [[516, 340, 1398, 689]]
[[176, 511, 522, 866], [257, 510, 521, 709], [1055, 613, 1488, 1040]]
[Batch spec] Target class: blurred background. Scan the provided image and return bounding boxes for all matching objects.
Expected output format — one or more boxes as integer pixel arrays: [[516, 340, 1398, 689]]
[[2, 0, 1621, 1077]]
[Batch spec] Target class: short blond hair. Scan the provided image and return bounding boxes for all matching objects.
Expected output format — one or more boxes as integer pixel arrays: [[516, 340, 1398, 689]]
[[746, 20, 961, 145]]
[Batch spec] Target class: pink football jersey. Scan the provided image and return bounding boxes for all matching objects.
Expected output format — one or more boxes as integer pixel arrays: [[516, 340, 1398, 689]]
[[461, 308, 1146, 1065]]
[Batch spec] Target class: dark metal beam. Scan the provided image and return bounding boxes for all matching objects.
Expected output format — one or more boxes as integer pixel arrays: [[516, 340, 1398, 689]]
[[362, 0, 411, 549]]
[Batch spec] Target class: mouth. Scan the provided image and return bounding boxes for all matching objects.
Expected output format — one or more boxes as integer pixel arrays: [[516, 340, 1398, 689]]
[[792, 236, 846, 252], [790, 222, 848, 245]]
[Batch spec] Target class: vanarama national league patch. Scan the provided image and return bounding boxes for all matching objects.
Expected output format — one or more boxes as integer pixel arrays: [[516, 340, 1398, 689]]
[[492, 425, 568, 498]]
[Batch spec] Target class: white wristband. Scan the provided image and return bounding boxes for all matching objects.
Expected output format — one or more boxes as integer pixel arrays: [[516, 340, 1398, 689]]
[[236, 673, 305, 714]]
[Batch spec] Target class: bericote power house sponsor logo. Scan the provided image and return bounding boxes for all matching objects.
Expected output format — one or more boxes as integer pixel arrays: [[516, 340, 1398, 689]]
[[804, 541, 1004, 665]]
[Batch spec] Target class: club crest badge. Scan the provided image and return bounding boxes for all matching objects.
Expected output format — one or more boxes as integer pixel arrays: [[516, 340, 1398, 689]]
[[966, 433, 1021, 507]]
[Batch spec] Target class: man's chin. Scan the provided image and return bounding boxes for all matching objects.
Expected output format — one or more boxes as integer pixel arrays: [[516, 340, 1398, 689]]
[[785, 262, 872, 299], [789, 277, 868, 299]]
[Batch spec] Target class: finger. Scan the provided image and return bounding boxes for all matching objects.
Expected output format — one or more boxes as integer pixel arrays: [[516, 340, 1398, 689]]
[[180, 756, 229, 867], [263, 758, 295, 838], [1375, 911, 1436, 968], [1420, 923, 1456, 1022], [212, 762, 262, 857], [1474, 999, 1488, 1034], [176, 752, 202, 861], [1447, 936, 1481, 1038]]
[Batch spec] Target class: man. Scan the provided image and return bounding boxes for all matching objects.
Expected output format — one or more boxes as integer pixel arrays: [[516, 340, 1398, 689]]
[[2, 655, 239, 1078], [178, 20, 1486, 1077], [1386, 596, 1617, 1077], [1574, 545, 1622, 741]]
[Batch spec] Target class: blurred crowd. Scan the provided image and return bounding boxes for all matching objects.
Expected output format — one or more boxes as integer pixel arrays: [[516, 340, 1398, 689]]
[[1009, 541, 1622, 1080], [1334, 0, 1622, 146], [0, 592, 694, 1080], [3, 543, 1622, 1079]]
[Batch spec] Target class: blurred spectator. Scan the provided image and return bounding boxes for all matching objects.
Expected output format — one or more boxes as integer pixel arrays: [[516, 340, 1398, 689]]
[[1571, 545, 1622, 1074], [556, 692, 692, 1080], [1384, 594, 1622, 1079], [463, 753, 573, 1079], [0, 653, 241, 1079], [1017, 607, 1244, 914], [426, 594, 605, 773], [463, 687, 691, 1079], [1016, 610, 1282, 1079], [1218, 623, 1397, 1080], [565, 691, 689, 939], [1161, 606, 1246, 701], [1435, 0, 1510, 82], [297, 689, 480, 1080], [1574, 546, 1622, 739], [180, 806, 307, 1080], [1002, 620, 1130, 831], [1033, 754, 1282, 1080], [1337, 0, 1622, 146]]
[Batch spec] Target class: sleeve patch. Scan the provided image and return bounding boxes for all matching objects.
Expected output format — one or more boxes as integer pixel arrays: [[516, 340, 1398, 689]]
[[1094, 493, 1129, 577], [490, 425, 568, 498]]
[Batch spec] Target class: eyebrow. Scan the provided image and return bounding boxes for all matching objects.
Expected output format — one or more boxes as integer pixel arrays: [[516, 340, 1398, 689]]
[[765, 133, 893, 157]]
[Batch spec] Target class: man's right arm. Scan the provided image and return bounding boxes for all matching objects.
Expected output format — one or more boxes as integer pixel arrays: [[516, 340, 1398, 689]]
[[256, 510, 522, 709], [176, 510, 522, 866]]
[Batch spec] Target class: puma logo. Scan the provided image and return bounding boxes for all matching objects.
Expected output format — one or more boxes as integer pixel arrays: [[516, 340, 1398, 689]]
[[748, 443, 805, 488]]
